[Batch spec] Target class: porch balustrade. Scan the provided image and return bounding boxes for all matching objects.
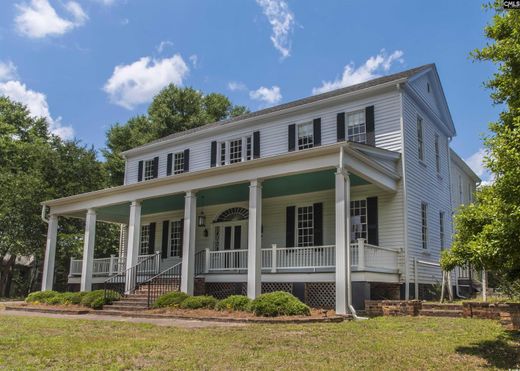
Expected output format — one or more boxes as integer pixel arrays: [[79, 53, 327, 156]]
[[69, 253, 157, 277]]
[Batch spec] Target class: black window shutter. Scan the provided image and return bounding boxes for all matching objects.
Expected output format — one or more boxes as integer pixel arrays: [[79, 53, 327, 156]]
[[313, 202, 323, 246], [166, 154, 173, 176], [148, 222, 156, 254], [253, 131, 261, 159], [210, 141, 217, 167], [366, 105, 375, 146], [161, 220, 169, 259], [288, 124, 296, 152], [286, 206, 295, 247], [367, 197, 379, 245], [337, 112, 345, 142], [153, 156, 159, 178], [137, 160, 143, 182], [183, 149, 190, 172], [313, 118, 322, 146], [179, 219, 184, 258]]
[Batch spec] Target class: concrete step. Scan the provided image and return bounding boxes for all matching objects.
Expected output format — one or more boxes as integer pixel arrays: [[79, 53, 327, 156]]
[[104, 304, 147, 311], [419, 309, 463, 318], [115, 301, 148, 307]]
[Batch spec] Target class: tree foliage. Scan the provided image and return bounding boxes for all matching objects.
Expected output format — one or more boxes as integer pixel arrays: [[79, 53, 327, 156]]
[[103, 85, 249, 185], [441, 4, 520, 282]]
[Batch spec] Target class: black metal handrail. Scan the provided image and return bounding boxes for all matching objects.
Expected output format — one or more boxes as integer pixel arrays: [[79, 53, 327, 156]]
[[104, 252, 160, 300], [143, 262, 182, 308]]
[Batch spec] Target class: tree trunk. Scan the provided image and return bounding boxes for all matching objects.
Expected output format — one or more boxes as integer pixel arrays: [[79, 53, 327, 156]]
[[0, 255, 16, 297]]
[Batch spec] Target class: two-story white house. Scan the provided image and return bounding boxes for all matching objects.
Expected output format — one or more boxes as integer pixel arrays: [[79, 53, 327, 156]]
[[40, 64, 479, 315]]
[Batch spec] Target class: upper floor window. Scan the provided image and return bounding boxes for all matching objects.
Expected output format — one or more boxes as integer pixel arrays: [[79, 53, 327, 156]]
[[297, 122, 314, 150], [173, 152, 185, 174], [467, 183, 473, 203], [144, 159, 155, 181], [347, 110, 366, 143], [434, 134, 440, 173], [421, 202, 428, 249], [218, 135, 255, 166], [417, 116, 424, 161], [439, 211, 445, 250], [458, 175, 463, 204]]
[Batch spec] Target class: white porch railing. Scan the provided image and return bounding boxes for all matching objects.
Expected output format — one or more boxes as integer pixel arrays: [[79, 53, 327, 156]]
[[69, 253, 157, 277], [201, 239, 401, 273]]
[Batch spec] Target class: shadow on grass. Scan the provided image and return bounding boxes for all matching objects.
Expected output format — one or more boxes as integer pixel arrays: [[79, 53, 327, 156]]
[[456, 331, 520, 369]]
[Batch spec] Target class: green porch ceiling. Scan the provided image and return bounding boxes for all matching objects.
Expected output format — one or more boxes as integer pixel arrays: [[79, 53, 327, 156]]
[[95, 170, 368, 219]]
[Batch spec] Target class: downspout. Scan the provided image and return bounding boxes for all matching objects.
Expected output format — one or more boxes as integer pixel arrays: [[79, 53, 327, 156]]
[[398, 84, 411, 300]]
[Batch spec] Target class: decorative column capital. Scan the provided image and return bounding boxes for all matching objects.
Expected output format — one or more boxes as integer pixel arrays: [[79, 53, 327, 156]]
[[249, 179, 262, 189], [130, 200, 141, 207], [336, 167, 349, 178], [86, 208, 96, 216], [185, 190, 197, 199]]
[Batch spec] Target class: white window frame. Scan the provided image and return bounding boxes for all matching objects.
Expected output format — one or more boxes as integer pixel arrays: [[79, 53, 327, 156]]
[[435, 134, 440, 173], [140, 224, 151, 255], [169, 220, 183, 257], [467, 183, 473, 203], [346, 110, 367, 144], [350, 199, 367, 242], [297, 122, 314, 150], [417, 116, 424, 162], [421, 202, 428, 249], [218, 135, 253, 166], [144, 159, 155, 181], [439, 211, 445, 250], [295, 204, 314, 247], [173, 152, 185, 175], [459, 175, 463, 204]]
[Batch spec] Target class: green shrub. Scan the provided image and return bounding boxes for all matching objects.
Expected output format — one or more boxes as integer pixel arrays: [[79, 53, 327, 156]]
[[250, 291, 310, 317], [154, 291, 189, 308], [26, 291, 59, 303], [215, 295, 252, 312], [179, 295, 218, 309], [80, 290, 120, 309]]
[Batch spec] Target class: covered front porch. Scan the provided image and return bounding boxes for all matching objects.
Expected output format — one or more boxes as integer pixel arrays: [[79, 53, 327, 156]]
[[42, 142, 402, 314]]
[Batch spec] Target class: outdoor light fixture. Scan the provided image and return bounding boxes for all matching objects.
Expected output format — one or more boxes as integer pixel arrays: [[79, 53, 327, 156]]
[[198, 211, 206, 227]]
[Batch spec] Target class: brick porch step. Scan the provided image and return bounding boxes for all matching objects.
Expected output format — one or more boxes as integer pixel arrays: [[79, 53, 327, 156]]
[[422, 303, 463, 311], [419, 309, 463, 318]]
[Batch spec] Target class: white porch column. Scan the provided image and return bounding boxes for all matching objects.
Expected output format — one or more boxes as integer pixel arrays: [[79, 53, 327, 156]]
[[335, 168, 351, 315], [247, 180, 262, 299], [41, 214, 58, 291], [125, 201, 141, 293], [181, 191, 197, 295], [80, 209, 97, 292]]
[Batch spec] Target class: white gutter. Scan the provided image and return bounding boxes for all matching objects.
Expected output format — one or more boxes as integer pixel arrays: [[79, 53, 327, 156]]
[[41, 205, 49, 224]]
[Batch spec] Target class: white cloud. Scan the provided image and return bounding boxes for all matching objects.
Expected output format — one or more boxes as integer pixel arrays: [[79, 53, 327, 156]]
[[103, 54, 189, 109], [14, 0, 88, 39], [0, 80, 74, 139], [156, 40, 173, 53], [249, 85, 282, 105], [0, 61, 18, 82], [465, 148, 494, 186], [312, 50, 405, 94], [228, 81, 247, 92], [189, 54, 198, 68], [256, 0, 295, 59], [91, 0, 117, 5]]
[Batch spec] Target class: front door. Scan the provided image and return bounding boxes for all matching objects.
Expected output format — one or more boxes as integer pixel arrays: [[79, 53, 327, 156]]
[[213, 221, 248, 269]]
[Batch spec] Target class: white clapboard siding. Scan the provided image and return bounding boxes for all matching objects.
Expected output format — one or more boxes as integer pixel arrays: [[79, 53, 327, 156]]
[[402, 91, 453, 284], [409, 72, 443, 119], [124, 91, 402, 185], [450, 156, 477, 213]]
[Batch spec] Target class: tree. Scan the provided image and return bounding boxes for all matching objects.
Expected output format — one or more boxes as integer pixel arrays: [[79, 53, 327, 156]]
[[441, 3, 520, 292], [0, 97, 118, 296], [103, 85, 249, 185]]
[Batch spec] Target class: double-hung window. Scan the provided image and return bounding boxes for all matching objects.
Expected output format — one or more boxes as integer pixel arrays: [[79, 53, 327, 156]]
[[144, 159, 155, 180], [439, 211, 445, 250], [346, 110, 366, 143], [218, 135, 253, 165], [173, 152, 185, 174], [421, 203, 428, 249], [417, 116, 424, 161], [297, 205, 314, 247], [350, 200, 367, 241], [435, 134, 441, 173], [140, 224, 150, 255], [297, 122, 314, 150], [169, 220, 183, 257]]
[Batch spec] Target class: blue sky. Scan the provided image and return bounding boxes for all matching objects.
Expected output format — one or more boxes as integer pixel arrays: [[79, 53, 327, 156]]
[[0, 0, 498, 182]]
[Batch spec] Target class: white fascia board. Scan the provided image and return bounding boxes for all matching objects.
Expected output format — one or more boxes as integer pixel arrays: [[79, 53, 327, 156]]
[[121, 80, 406, 158]]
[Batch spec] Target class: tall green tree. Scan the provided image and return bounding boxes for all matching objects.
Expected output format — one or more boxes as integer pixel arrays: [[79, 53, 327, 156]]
[[0, 97, 117, 296], [441, 3, 520, 284], [103, 85, 248, 185]]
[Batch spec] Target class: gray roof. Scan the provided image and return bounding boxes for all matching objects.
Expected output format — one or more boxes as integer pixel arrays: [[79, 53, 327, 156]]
[[124, 63, 434, 154]]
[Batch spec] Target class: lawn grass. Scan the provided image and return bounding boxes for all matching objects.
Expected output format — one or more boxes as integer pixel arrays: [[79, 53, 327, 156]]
[[0, 315, 518, 370]]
